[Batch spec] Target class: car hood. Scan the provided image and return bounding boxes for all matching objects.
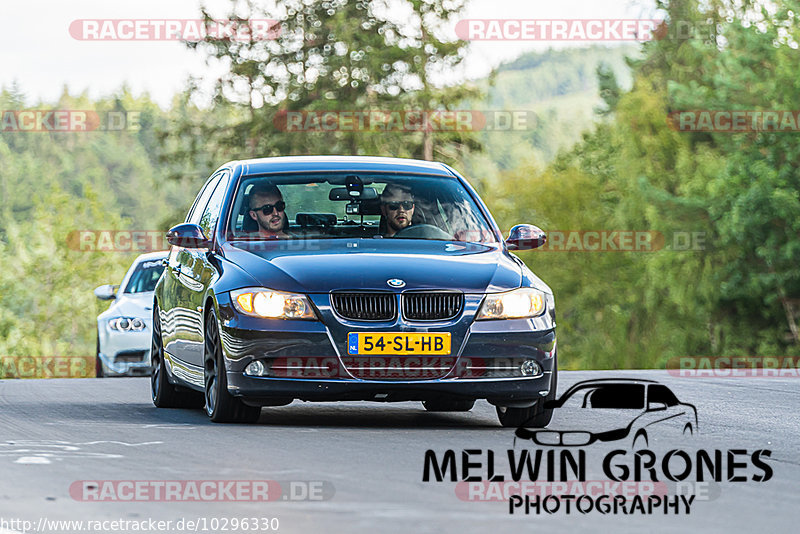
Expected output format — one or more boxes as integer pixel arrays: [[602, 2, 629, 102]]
[[98, 292, 155, 321], [222, 239, 522, 294]]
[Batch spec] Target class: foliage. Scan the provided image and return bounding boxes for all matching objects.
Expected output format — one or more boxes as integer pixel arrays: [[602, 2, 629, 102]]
[[491, 0, 800, 368], [3, 0, 799, 372]]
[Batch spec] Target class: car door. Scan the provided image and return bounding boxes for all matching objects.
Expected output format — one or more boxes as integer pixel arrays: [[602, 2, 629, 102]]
[[179, 170, 231, 368], [161, 172, 223, 367]]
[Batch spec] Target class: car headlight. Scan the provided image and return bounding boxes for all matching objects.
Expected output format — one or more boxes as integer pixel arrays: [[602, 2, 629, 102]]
[[108, 317, 146, 331], [476, 287, 546, 320], [231, 287, 317, 320]]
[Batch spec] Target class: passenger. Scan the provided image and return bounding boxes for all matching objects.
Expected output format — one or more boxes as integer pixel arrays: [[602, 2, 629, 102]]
[[380, 184, 415, 237], [248, 184, 290, 239]]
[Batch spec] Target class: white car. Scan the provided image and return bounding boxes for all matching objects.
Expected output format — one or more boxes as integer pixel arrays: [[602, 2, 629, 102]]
[[94, 251, 167, 377]]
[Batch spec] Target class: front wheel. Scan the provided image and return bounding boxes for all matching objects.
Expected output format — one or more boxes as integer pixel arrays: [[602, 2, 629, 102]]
[[204, 308, 261, 423], [496, 405, 538, 427], [496, 357, 558, 428], [151, 304, 203, 408]]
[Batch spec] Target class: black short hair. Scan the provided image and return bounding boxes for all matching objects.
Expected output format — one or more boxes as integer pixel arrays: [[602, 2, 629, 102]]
[[248, 183, 283, 208], [381, 183, 413, 201]]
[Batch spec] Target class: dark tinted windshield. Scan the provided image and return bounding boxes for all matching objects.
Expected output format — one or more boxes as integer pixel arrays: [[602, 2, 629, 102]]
[[124, 259, 165, 293], [227, 173, 497, 243]]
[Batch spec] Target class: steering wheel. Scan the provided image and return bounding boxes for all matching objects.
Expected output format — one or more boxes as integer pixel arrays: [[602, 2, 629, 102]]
[[392, 224, 453, 240]]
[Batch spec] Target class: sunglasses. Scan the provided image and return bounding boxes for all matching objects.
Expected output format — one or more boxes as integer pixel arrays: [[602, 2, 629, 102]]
[[251, 200, 285, 215], [383, 201, 414, 211]]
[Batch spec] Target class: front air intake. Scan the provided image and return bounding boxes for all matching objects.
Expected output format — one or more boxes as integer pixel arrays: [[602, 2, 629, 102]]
[[331, 292, 397, 321], [402, 292, 463, 321]]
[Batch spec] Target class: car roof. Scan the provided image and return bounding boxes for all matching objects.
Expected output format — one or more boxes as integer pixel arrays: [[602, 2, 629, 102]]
[[568, 378, 659, 385], [559, 378, 660, 397], [227, 156, 457, 177]]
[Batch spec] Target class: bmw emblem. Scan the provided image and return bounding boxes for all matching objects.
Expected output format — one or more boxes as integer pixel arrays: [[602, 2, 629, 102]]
[[387, 278, 406, 288]]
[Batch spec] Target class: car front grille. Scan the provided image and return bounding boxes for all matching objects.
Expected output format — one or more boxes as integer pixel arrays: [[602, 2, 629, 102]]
[[331, 292, 397, 321], [402, 292, 463, 321], [343, 357, 453, 380]]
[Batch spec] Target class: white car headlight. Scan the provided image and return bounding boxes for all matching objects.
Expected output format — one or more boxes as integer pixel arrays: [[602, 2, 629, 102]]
[[476, 288, 547, 320], [109, 317, 146, 331], [231, 287, 317, 320]]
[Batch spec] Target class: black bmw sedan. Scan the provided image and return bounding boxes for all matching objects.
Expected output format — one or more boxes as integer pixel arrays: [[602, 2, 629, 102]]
[[151, 156, 557, 426]]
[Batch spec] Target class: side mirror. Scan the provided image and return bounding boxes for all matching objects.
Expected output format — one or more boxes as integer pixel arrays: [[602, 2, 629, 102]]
[[166, 223, 210, 249], [94, 284, 118, 300], [506, 224, 546, 251], [647, 401, 667, 412]]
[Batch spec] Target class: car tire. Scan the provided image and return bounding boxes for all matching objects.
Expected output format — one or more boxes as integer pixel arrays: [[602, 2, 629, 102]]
[[151, 304, 204, 409], [422, 399, 475, 412], [496, 356, 558, 428], [95, 334, 104, 378], [204, 308, 261, 424]]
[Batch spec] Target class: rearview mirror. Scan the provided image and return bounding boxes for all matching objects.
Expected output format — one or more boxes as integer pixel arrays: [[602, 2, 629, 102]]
[[94, 284, 118, 300], [166, 223, 210, 249], [329, 186, 378, 201], [506, 224, 546, 251]]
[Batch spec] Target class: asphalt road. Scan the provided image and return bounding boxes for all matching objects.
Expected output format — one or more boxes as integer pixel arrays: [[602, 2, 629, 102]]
[[0, 370, 798, 534]]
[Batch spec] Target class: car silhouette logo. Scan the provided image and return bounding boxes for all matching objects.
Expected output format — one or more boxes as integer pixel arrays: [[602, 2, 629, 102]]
[[515, 378, 698, 448], [387, 279, 406, 288]]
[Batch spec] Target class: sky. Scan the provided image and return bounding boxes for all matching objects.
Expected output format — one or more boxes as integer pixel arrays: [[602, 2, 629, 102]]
[[0, 0, 655, 108]]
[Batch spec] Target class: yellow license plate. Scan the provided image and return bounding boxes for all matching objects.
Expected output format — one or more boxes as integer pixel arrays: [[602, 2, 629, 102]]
[[347, 332, 451, 355]]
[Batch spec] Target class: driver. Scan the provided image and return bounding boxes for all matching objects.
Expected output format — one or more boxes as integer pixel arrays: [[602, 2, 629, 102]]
[[380, 184, 415, 237], [248, 183, 290, 239]]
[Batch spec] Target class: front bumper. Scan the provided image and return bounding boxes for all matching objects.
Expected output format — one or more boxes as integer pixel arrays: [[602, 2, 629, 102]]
[[227, 370, 554, 406], [97, 326, 152, 377], [97, 351, 151, 376], [216, 292, 556, 406]]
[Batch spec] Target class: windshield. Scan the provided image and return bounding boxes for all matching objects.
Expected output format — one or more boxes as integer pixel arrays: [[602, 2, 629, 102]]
[[227, 173, 497, 243], [124, 259, 165, 294]]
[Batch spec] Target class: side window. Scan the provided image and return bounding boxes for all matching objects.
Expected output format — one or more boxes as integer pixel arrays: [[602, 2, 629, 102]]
[[648, 385, 680, 407], [198, 172, 230, 239], [186, 174, 222, 225], [587, 384, 645, 409]]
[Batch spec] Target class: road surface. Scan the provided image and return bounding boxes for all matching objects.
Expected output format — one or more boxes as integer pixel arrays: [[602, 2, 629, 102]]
[[0, 370, 797, 533]]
